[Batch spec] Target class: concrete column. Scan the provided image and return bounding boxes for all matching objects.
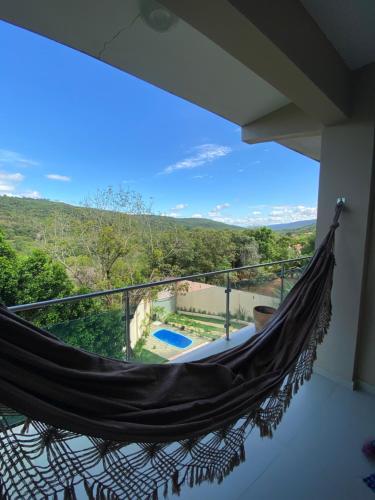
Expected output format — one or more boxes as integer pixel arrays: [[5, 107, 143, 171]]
[[315, 65, 375, 386]]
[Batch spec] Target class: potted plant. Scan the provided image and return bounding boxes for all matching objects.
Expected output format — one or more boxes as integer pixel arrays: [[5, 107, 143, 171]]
[[253, 305, 277, 332]]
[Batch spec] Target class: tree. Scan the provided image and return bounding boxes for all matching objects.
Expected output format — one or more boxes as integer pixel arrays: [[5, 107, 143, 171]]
[[49, 309, 124, 359], [17, 250, 74, 305], [0, 230, 18, 305], [190, 229, 235, 275], [301, 232, 316, 255], [144, 226, 194, 279], [230, 232, 260, 268], [16, 249, 81, 326], [0, 232, 99, 331], [42, 186, 152, 291], [245, 227, 277, 262]]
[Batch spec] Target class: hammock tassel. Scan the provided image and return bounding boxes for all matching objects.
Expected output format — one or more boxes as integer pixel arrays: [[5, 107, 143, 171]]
[[162, 480, 168, 498], [240, 442, 246, 462], [171, 470, 180, 496], [63, 485, 77, 500], [21, 417, 31, 434], [83, 479, 96, 500]]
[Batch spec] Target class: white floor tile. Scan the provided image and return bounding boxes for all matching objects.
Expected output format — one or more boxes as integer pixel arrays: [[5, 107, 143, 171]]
[[175, 374, 375, 500]]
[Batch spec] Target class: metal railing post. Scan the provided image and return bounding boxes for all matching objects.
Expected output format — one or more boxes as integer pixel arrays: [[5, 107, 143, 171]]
[[225, 272, 231, 341], [280, 264, 285, 304], [124, 291, 131, 361]]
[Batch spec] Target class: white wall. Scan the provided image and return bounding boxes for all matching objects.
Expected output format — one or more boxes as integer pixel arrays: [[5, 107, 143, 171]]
[[130, 299, 151, 348], [356, 197, 375, 388], [316, 65, 375, 387], [176, 286, 279, 320]]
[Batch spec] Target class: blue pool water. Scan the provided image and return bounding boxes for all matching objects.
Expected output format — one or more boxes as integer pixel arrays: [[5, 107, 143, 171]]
[[152, 329, 193, 349]]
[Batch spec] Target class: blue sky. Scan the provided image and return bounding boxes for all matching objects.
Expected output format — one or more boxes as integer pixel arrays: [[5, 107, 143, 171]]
[[0, 21, 319, 226]]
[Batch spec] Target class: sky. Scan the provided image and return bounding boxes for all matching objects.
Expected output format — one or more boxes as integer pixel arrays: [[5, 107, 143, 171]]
[[0, 21, 319, 227]]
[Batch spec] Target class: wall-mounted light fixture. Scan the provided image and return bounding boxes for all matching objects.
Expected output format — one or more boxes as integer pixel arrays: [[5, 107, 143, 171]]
[[140, 0, 178, 33]]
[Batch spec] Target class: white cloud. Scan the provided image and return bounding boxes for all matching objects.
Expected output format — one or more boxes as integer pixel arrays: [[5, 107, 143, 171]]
[[162, 203, 188, 217], [0, 165, 42, 198], [0, 183, 15, 192], [192, 174, 213, 180], [0, 150, 42, 196], [162, 144, 231, 174], [2, 190, 42, 199], [0, 170, 27, 196], [204, 205, 317, 227], [216, 203, 230, 210], [208, 202, 230, 218], [46, 174, 71, 182], [18, 190, 42, 199], [160, 203, 316, 227], [0, 149, 38, 167], [161, 211, 180, 218], [0, 172, 25, 182], [268, 205, 317, 222]]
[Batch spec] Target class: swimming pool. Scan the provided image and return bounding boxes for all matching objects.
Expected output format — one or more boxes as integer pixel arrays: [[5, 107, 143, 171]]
[[152, 329, 192, 349]]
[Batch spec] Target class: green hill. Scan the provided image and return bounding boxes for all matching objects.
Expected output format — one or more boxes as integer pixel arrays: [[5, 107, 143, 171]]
[[0, 196, 241, 252], [281, 223, 316, 234], [267, 219, 316, 232]]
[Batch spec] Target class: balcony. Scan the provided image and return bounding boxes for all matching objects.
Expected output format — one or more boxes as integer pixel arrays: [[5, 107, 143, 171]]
[[9, 257, 310, 364], [5, 256, 375, 499], [2, 1, 375, 498]]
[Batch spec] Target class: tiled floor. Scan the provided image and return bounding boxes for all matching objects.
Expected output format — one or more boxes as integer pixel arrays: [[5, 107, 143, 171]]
[[171, 330, 375, 500]]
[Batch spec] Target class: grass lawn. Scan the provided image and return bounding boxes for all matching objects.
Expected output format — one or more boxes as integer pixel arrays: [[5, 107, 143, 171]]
[[167, 314, 221, 333], [133, 349, 167, 364], [178, 312, 248, 330]]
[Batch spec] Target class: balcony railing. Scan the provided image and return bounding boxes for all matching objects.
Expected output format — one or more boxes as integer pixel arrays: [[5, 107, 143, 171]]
[[8, 257, 311, 364]]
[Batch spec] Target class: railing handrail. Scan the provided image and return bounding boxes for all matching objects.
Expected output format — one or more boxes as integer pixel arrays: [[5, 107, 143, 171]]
[[8, 256, 311, 313]]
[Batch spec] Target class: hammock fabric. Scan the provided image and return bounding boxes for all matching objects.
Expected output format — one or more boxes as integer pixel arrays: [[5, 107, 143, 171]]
[[0, 204, 343, 499]]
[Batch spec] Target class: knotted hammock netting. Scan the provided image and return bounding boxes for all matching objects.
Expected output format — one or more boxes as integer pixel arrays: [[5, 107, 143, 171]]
[[0, 204, 343, 499]]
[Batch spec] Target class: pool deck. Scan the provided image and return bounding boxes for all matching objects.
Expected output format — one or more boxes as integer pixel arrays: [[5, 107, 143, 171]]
[[171, 324, 256, 362], [141, 321, 256, 362], [143, 322, 213, 360]]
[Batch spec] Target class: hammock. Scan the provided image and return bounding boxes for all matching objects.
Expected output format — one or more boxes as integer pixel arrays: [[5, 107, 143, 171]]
[[0, 203, 343, 499]]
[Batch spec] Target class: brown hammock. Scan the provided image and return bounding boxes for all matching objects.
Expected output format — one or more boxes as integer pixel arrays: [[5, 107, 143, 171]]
[[0, 203, 343, 499]]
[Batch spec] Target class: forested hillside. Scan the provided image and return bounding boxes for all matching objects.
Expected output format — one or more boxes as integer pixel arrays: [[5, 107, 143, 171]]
[[0, 188, 315, 313], [0, 191, 315, 289], [0, 196, 241, 252]]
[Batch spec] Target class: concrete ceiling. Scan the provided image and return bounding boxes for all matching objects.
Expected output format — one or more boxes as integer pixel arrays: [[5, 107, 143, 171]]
[[2, 0, 369, 163], [301, 0, 375, 70], [0, 0, 289, 126], [278, 135, 321, 162]]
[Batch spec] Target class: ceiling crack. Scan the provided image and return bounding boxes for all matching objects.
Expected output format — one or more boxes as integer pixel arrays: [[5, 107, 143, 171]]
[[98, 13, 141, 60]]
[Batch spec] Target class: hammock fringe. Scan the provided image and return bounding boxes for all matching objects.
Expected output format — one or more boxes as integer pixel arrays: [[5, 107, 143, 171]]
[[0, 301, 332, 499]]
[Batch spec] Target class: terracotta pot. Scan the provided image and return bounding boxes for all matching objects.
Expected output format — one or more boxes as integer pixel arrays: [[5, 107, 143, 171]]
[[253, 305, 277, 332]]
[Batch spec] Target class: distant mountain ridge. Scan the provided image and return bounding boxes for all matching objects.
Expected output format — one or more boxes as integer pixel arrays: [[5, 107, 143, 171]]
[[266, 219, 316, 231]]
